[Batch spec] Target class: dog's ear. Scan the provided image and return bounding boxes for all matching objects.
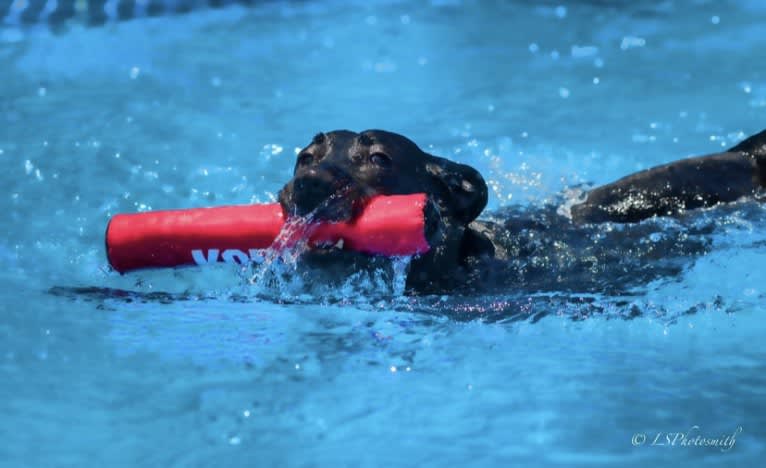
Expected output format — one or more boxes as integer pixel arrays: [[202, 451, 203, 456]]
[[425, 157, 488, 224]]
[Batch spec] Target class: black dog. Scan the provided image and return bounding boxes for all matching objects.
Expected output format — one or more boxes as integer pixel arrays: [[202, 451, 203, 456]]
[[278, 129, 766, 294]]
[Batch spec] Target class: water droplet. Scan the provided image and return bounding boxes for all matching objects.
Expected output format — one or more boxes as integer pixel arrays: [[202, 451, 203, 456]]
[[571, 45, 598, 58], [620, 36, 646, 50]]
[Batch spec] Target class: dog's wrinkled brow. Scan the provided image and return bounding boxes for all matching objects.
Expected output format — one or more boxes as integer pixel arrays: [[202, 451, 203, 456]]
[[357, 134, 373, 146]]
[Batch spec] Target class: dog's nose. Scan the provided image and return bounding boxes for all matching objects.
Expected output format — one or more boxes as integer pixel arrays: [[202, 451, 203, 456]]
[[291, 169, 338, 215]]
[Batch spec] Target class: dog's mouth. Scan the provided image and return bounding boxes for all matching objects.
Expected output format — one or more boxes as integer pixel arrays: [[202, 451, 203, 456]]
[[300, 187, 367, 222], [281, 179, 372, 223], [280, 185, 373, 258]]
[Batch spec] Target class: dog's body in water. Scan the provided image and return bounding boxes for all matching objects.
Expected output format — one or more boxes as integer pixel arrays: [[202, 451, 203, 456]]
[[277, 129, 766, 294]]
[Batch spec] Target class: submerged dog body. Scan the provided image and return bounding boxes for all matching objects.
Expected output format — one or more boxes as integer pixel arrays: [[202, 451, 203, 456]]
[[278, 129, 766, 294]]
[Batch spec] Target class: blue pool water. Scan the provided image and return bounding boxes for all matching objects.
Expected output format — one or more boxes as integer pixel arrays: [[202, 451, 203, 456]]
[[2, 1, 766, 466]]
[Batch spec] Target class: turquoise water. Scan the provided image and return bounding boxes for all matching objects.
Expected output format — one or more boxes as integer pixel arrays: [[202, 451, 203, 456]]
[[2, 1, 766, 466]]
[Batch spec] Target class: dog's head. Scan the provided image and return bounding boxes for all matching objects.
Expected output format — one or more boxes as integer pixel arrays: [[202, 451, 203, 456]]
[[278, 129, 489, 291], [279, 129, 487, 224]]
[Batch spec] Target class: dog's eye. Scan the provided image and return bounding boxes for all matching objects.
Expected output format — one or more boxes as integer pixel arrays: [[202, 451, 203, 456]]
[[369, 152, 392, 167], [297, 152, 314, 166]]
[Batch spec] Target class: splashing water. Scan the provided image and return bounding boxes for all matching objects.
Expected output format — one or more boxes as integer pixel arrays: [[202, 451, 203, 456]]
[[245, 197, 413, 306], [246, 215, 316, 299]]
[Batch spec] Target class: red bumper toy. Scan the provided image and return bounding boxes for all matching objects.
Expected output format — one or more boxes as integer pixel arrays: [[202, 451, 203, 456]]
[[105, 194, 431, 273]]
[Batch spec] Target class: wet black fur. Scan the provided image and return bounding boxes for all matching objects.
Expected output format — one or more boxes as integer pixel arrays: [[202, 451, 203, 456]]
[[279, 128, 766, 294]]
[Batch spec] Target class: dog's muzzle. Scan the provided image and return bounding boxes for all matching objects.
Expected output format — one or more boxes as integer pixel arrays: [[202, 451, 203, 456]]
[[280, 167, 366, 221]]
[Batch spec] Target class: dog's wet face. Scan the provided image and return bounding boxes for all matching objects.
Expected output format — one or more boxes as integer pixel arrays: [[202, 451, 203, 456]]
[[279, 129, 488, 225], [280, 130, 414, 221], [278, 129, 490, 291]]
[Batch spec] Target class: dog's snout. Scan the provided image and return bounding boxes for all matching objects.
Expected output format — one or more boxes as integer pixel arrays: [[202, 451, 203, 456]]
[[290, 169, 340, 215], [295, 172, 333, 196]]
